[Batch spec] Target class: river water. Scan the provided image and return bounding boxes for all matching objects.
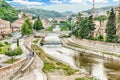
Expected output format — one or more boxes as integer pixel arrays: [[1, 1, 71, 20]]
[[41, 29, 120, 80]]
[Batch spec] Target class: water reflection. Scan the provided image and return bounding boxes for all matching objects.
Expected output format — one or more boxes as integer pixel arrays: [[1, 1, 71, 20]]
[[75, 53, 120, 80], [41, 31, 120, 80]]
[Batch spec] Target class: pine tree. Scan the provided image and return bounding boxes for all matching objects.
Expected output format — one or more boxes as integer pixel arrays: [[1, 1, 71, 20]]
[[106, 8, 117, 42], [33, 16, 44, 30]]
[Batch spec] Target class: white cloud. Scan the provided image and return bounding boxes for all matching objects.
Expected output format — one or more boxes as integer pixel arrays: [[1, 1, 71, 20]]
[[9, 0, 43, 5], [87, 0, 108, 3], [50, 0, 63, 4], [70, 0, 108, 4], [70, 0, 83, 3]]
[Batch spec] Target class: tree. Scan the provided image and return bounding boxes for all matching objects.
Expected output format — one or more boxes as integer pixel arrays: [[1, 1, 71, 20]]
[[72, 15, 95, 39], [17, 39, 19, 47], [105, 8, 117, 42], [33, 16, 44, 30], [25, 18, 33, 29], [21, 18, 33, 35], [94, 15, 107, 26], [65, 17, 74, 31], [5, 47, 22, 63]]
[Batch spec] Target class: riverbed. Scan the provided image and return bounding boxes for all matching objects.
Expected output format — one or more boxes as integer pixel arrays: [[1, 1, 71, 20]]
[[41, 32, 120, 80]]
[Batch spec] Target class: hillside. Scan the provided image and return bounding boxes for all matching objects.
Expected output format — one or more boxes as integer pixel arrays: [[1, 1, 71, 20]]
[[18, 8, 64, 18], [0, 1, 18, 22], [83, 5, 116, 14]]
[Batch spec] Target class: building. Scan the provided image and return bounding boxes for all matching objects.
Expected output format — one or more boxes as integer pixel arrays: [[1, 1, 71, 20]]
[[115, 4, 120, 16], [0, 19, 11, 38], [93, 20, 107, 38], [115, 3, 120, 41], [11, 18, 26, 31], [41, 18, 51, 28]]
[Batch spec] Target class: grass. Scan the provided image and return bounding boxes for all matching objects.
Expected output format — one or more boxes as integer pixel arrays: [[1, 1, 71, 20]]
[[60, 26, 69, 31], [31, 44, 78, 75], [102, 52, 120, 58], [45, 26, 55, 31], [3, 58, 18, 64], [32, 38, 39, 43], [75, 77, 97, 80], [0, 45, 10, 54]]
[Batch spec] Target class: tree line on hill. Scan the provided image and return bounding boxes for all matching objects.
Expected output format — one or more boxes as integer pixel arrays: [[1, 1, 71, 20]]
[[0, 0, 18, 22]]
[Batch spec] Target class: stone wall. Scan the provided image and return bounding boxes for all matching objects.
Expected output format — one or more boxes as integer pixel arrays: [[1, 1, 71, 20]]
[[0, 58, 27, 80], [71, 36, 120, 53]]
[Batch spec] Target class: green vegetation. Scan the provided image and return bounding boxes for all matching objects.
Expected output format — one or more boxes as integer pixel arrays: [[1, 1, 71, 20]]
[[33, 16, 44, 30], [94, 15, 107, 25], [4, 58, 18, 64], [65, 17, 74, 31], [17, 39, 19, 47], [4, 41, 9, 45], [72, 14, 95, 39], [21, 18, 33, 35], [32, 45, 78, 75], [18, 8, 64, 18], [32, 38, 39, 43], [0, 42, 4, 47], [75, 77, 97, 80], [0, 1, 18, 22], [0, 42, 10, 54], [96, 35, 104, 41], [60, 26, 69, 31], [45, 26, 55, 31], [5, 47, 22, 63], [0, 45, 10, 54], [106, 8, 117, 42]]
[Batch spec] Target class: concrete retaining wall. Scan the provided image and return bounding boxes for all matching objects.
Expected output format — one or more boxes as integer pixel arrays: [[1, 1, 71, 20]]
[[0, 58, 27, 80], [71, 36, 120, 53]]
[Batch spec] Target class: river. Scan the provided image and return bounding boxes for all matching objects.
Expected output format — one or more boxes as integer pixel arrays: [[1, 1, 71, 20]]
[[40, 26, 120, 80]]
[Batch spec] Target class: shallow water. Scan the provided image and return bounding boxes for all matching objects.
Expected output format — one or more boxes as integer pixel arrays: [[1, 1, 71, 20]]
[[41, 32, 120, 80]]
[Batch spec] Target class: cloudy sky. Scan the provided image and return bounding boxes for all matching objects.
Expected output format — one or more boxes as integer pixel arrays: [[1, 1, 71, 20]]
[[6, 0, 120, 12]]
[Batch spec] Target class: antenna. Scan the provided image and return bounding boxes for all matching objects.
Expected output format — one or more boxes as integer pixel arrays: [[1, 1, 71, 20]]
[[92, 0, 95, 16]]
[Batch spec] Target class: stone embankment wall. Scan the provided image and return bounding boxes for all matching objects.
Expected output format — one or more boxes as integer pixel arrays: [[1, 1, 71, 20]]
[[71, 36, 120, 53], [0, 36, 35, 80], [0, 58, 27, 80]]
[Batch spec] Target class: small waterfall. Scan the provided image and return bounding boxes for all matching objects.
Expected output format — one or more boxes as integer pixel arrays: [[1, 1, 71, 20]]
[[91, 63, 108, 80]]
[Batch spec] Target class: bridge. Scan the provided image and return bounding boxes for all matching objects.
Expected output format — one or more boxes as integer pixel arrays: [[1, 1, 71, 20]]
[[34, 31, 71, 37]]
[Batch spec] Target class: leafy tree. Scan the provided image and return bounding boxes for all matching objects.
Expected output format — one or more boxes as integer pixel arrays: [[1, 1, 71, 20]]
[[105, 8, 117, 42], [21, 19, 33, 35], [5, 47, 22, 63], [72, 15, 95, 39], [33, 16, 44, 30], [94, 15, 107, 25], [65, 17, 74, 31], [0, 1, 18, 22], [25, 18, 33, 29]]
